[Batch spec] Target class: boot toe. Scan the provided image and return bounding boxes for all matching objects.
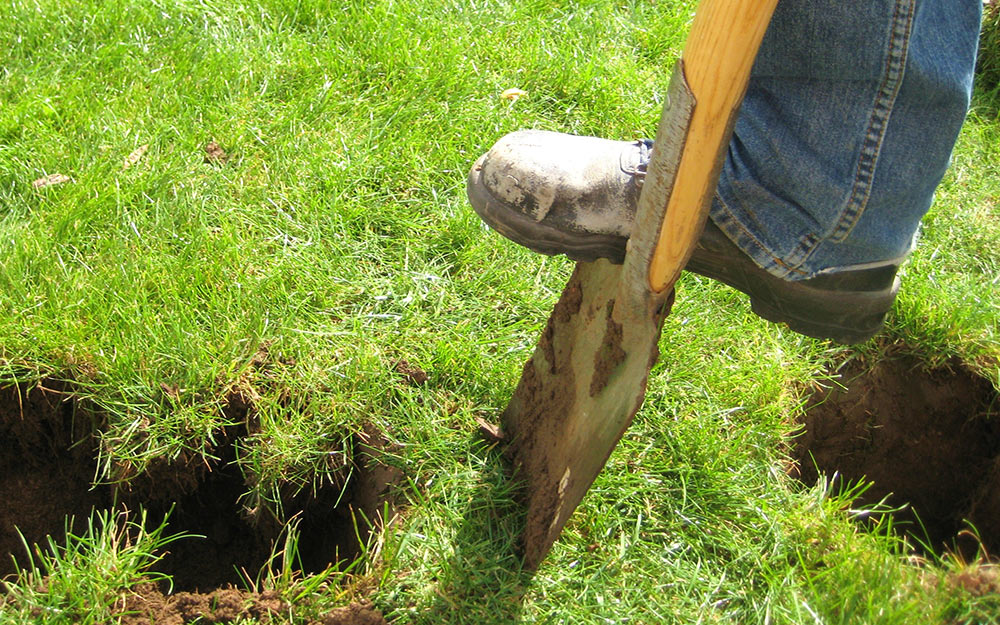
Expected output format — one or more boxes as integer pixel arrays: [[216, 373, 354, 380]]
[[467, 130, 644, 262]]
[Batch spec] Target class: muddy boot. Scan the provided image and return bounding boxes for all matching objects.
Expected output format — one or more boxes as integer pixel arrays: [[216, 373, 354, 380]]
[[467, 129, 900, 344]]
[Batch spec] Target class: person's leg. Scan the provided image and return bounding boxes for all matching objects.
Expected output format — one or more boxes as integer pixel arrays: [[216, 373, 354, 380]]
[[713, 0, 981, 280], [466, 0, 981, 343]]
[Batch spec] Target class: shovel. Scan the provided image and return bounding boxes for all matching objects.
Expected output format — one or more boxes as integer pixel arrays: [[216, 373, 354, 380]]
[[496, 0, 779, 570]]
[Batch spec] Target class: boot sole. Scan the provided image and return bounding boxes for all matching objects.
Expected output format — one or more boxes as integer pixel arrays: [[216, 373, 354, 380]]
[[468, 159, 897, 344]]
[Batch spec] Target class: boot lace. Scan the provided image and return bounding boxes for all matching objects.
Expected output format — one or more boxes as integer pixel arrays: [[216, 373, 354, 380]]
[[620, 139, 653, 184]]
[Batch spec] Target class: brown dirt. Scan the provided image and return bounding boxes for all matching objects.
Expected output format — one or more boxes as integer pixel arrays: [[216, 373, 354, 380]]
[[118, 583, 284, 624], [117, 583, 387, 625], [313, 601, 389, 625], [0, 380, 402, 623], [500, 268, 586, 569], [552, 279, 583, 324], [792, 354, 1000, 555], [500, 261, 670, 569], [0, 382, 110, 576], [589, 306, 626, 397], [393, 359, 428, 386], [947, 563, 1000, 597], [203, 141, 229, 164]]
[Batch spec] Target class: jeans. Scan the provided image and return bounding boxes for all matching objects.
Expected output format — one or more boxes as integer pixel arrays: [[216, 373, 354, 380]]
[[711, 0, 981, 280]]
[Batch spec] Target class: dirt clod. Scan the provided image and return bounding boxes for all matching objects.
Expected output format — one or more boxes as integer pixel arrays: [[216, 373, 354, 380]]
[[311, 601, 388, 625], [475, 416, 504, 444], [948, 563, 1000, 597], [204, 142, 229, 164], [792, 354, 1000, 556], [119, 583, 289, 624], [393, 359, 428, 386], [120, 584, 387, 625], [118, 583, 387, 624]]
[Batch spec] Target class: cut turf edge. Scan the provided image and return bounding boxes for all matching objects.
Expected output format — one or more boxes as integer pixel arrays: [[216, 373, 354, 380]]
[[0, 378, 404, 595]]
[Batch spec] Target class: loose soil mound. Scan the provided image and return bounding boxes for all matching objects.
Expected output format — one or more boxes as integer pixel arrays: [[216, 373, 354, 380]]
[[793, 354, 1000, 555], [0, 381, 401, 622]]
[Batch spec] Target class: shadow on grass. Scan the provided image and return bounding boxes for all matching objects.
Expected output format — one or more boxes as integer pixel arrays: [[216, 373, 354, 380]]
[[415, 435, 536, 625]]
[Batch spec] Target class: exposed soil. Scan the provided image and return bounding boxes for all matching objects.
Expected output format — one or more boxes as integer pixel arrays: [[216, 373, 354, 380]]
[[946, 562, 1000, 598], [0, 382, 111, 576], [203, 141, 229, 164], [118, 584, 286, 624], [117, 583, 388, 625], [392, 359, 428, 386], [792, 353, 1000, 556], [0, 381, 401, 623]]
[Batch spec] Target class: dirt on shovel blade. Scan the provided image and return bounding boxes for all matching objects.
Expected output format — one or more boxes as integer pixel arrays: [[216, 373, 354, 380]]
[[501, 261, 670, 569]]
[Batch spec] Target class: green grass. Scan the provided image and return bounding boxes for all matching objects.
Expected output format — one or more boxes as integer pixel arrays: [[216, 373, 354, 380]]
[[1, 0, 999, 623], [0, 509, 183, 624]]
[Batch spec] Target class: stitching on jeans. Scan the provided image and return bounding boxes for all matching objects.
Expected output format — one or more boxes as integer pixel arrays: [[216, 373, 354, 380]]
[[781, 229, 820, 275], [781, 0, 916, 273], [831, 0, 914, 242], [713, 193, 809, 277]]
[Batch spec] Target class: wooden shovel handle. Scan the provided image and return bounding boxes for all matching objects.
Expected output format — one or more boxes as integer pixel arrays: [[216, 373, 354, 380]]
[[648, 0, 778, 292]]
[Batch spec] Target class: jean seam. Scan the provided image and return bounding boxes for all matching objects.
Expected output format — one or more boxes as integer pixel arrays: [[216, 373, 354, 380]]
[[831, 0, 915, 243], [712, 193, 810, 278], [778, 0, 915, 273]]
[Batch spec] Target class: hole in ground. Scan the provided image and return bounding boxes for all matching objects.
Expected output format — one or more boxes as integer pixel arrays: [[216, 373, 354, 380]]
[[792, 354, 1000, 556], [0, 382, 110, 574], [0, 383, 402, 597]]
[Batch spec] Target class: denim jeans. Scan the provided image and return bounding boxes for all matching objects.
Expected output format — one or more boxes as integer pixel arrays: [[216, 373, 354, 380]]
[[711, 0, 981, 280]]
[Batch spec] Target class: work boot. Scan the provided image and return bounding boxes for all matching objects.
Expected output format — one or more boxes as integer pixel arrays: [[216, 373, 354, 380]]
[[467, 130, 900, 344]]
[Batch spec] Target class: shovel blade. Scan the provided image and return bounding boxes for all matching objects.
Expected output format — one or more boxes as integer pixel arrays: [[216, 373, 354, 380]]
[[502, 260, 673, 569], [494, 0, 777, 569], [500, 58, 697, 571]]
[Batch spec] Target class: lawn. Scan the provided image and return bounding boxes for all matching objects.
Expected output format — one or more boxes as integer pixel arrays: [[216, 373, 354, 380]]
[[1, 1, 998, 623]]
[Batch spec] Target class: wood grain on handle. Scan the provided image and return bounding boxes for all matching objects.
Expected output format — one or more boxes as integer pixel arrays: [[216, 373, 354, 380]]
[[647, 0, 778, 292]]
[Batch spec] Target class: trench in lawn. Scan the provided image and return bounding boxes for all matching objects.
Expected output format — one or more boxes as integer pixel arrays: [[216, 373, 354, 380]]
[[4, 347, 999, 619], [0, 380, 399, 623]]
